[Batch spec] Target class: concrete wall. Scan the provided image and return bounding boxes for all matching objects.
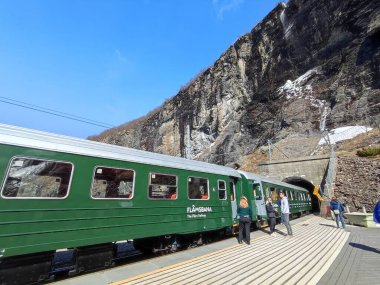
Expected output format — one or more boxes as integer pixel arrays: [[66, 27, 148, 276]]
[[334, 157, 380, 212], [258, 155, 330, 186]]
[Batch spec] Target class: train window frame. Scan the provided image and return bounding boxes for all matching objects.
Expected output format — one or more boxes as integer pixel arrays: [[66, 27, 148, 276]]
[[1, 156, 74, 200], [218, 180, 227, 200], [148, 172, 178, 200], [90, 165, 135, 200], [269, 187, 277, 201], [264, 187, 273, 198], [253, 183, 262, 200], [187, 176, 210, 200], [229, 181, 236, 201]]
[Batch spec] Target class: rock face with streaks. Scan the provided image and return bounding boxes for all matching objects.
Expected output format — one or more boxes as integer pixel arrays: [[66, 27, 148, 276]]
[[90, 0, 380, 167]]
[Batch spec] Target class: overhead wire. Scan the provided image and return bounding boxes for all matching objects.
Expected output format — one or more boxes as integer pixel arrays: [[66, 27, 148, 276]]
[[0, 96, 115, 129]]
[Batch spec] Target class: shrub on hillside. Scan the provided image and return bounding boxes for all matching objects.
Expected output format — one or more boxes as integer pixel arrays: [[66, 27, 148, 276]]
[[356, 146, 380, 157]]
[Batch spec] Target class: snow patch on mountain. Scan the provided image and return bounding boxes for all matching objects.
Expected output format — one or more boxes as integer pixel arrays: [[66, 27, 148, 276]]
[[318, 126, 373, 145]]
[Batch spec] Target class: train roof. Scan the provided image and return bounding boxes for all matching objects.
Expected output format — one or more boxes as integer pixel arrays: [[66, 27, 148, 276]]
[[0, 124, 240, 178], [238, 170, 309, 192]]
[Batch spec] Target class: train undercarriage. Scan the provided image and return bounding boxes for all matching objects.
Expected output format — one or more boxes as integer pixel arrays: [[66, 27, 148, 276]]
[[0, 229, 231, 285]]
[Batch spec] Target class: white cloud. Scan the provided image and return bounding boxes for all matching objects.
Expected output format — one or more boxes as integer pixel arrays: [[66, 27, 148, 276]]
[[114, 49, 127, 63], [212, 0, 244, 19]]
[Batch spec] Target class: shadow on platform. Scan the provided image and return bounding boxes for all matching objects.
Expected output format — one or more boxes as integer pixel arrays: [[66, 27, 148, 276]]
[[349, 242, 380, 254], [319, 223, 338, 228]]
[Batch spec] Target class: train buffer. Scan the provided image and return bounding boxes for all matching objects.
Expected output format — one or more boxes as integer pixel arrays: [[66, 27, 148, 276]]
[[55, 214, 380, 285]]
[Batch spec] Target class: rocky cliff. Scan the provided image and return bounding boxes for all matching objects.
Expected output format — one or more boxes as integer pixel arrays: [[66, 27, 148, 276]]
[[90, 0, 380, 167]]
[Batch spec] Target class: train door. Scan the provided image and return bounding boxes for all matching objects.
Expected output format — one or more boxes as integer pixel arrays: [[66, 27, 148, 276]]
[[229, 180, 237, 223], [252, 182, 266, 217]]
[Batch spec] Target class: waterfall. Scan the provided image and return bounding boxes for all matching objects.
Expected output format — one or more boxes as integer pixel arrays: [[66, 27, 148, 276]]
[[319, 104, 329, 131]]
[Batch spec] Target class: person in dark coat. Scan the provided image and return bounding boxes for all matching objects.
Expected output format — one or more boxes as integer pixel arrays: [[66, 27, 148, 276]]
[[266, 198, 277, 236], [237, 196, 252, 245], [330, 196, 346, 229]]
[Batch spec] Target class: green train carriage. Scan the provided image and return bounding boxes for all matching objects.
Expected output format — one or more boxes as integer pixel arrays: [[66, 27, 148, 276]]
[[0, 124, 312, 284], [237, 171, 312, 223], [0, 124, 243, 284]]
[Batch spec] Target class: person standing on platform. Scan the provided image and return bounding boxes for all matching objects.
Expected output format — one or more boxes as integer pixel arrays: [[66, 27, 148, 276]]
[[266, 198, 277, 236], [277, 197, 283, 224], [373, 200, 380, 225], [237, 196, 252, 245], [330, 196, 346, 229], [279, 191, 293, 237]]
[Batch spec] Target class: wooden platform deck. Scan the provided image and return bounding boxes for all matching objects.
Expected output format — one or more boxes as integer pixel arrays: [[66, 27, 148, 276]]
[[317, 225, 380, 285], [56, 215, 380, 285], [110, 216, 349, 285]]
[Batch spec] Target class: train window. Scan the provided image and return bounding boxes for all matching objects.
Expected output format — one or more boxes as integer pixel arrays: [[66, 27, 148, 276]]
[[218, 180, 226, 200], [188, 177, 209, 200], [1, 157, 73, 199], [91, 166, 134, 199], [229, 181, 235, 201], [270, 187, 277, 201], [253, 184, 262, 200], [148, 173, 177, 200]]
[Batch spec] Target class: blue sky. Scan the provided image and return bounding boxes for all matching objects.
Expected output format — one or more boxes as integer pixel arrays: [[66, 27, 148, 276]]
[[0, 0, 282, 138]]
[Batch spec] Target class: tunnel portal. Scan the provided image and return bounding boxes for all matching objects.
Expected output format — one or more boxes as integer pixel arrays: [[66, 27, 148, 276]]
[[282, 176, 320, 212]]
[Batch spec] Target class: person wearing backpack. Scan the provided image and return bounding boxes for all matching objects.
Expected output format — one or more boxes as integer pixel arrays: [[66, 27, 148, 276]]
[[330, 196, 346, 229], [374, 200, 380, 225]]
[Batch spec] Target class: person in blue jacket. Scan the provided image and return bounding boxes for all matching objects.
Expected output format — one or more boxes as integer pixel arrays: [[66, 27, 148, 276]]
[[374, 200, 380, 224], [330, 196, 346, 229]]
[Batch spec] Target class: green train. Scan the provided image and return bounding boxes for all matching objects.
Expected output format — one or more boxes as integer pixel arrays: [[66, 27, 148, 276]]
[[0, 124, 312, 284]]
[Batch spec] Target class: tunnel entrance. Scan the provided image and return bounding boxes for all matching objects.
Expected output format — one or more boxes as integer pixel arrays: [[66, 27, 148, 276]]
[[282, 176, 320, 212]]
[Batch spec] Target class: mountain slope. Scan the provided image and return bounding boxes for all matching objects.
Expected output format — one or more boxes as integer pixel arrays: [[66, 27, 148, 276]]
[[90, 0, 380, 166]]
